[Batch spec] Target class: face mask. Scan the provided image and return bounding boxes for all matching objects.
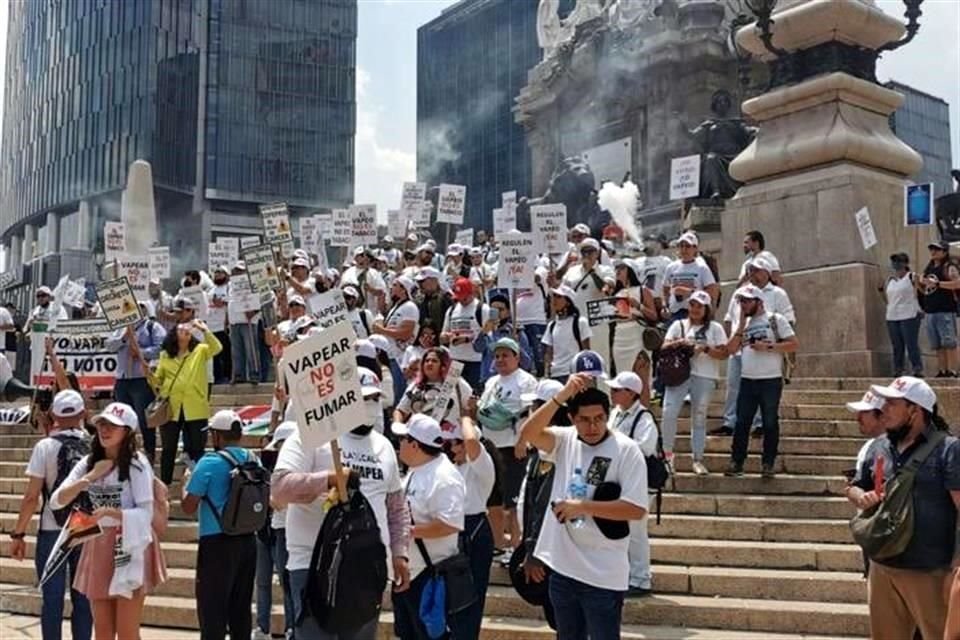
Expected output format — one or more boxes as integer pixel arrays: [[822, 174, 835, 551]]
[[351, 424, 374, 437], [361, 399, 383, 432]]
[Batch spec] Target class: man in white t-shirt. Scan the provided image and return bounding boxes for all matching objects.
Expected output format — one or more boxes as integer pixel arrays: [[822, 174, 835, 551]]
[[25, 286, 69, 341], [9, 390, 92, 640], [0, 302, 17, 371], [562, 238, 615, 373], [341, 246, 387, 315], [442, 276, 490, 392], [390, 414, 468, 638], [285, 257, 323, 314], [737, 230, 783, 286], [343, 285, 376, 339], [207, 266, 232, 385], [373, 276, 420, 403], [661, 232, 719, 322], [516, 264, 551, 376], [519, 374, 648, 639], [724, 285, 799, 479]]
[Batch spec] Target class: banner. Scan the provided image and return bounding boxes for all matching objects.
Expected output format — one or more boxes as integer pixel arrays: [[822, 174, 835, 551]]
[[387, 209, 407, 240], [497, 231, 536, 289], [904, 183, 934, 226], [437, 184, 466, 225], [531, 203, 568, 256], [177, 284, 209, 321], [30, 319, 119, 390], [148, 246, 170, 279], [669, 155, 701, 201], [95, 277, 142, 329], [351, 204, 378, 248], [854, 207, 878, 251], [455, 228, 474, 248], [493, 207, 517, 236], [401, 182, 427, 227], [586, 297, 630, 327], [310, 289, 349, 328], [331, 208, 352, 248], [242, 244, 282, 294], [104, 222, 126, 262], [260, 202, 294, 245], [50, 275, 71, 331], [281, 321, 364, 449], [118, 256, 150, 298]]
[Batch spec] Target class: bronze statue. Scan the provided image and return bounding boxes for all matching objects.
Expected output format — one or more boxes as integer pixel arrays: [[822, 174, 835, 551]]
[[517, 155, 611, 238], [934, 169, 960, 242], [685, 90, 756, 201]]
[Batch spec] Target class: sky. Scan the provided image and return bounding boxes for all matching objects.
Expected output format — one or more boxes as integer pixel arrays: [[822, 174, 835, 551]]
[[0, 0, 956, 221]]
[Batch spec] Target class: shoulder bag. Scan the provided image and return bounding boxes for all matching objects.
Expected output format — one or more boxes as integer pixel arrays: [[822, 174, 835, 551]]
[[145, 356, 188, 430]]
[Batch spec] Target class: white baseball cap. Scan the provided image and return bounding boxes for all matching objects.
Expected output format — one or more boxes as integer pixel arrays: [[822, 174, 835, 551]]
[[36, 286, 53, 296], [870, 377, 937, 413], [521, 379, 565, 405], [416, 267, 442, 281], [607, 371, 644, 396], [735, 284, 764, 301], [355, 339, 377, 360], [549, 284, 578, 302], [678, 232, 699, 246], [93, 402, 139, 431], [845, 390, 886, 414], [394, 276, 416, 297], [341, 285, 361, 299], [293, 249, 310, 260], [571, 223, 591, 235], [287, 294, 306, 307], [689, 290, 712, 307], [749, 257, 773, 273], [446, 244, 463, 257], [392, 413, 444, 448], [357, 367, 382, 398], [579, 238, 601, 252], [52, 390, 85, 418], [265, 421, 298, 451], [369, 334, 390, 353], [206, 409, 243, 432], [291, 257, 310, 269]]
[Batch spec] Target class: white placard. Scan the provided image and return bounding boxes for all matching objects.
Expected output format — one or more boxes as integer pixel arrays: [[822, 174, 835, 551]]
[[437, 184, 466, 225], [281, 321, 364, 450], [387, 209, 407, 240], [669, 155, 701, 201], [119, 255, 150, 298], [104, 222, 126, 262], [854, 207, 878, 250], [240, 236, 261, 250], [300, 217, 319, 254], [531, 204, 568, 255], [401, 182, 427, 227], [260, 202, 294, 245], [433, 361, 464, 422], [309, 289, 349, 328], [502, 191, 517, 208], [95, 277, 143, 329], [493, 207, 517, 236], [178, 284, 209, 320], [50, 275, 71, 331], [148, 246, 170, 279], [228, 277, 261, 313], [315, 213, 334, 238], [331, 209, 352, 248], [242, 244, 282, 294], [62, 279, 87, 309], [208, 242, 234, 274], [455, 229, 474, 248], [351, 204, 379, 248], [497, 231, 536, 290]]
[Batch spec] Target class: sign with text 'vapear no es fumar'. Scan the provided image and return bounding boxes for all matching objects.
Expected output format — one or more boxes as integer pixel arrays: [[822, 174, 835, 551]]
[[281, 321, 364, 449]]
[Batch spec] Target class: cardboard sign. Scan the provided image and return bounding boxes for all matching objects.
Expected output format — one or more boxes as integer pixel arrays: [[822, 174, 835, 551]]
[[300, 217, 319, 255], [531, 204, 568, 255], [208, 242, 234, 274], [669, 155, 701, 201], [95, 277, 143, 329], [281, 321, 364, 449], [854, 207, 878, 251], [148, 246, 170, 279], [119, 256, 150, 298], [432, 360, 464, 423], [387, 209, 407, 240], [331, 208, 352, 247], [351, 204, 378, 248], [315, 213, 334, 238], [260, 202, 294, 244], [904, 183, 934, 226], [586, 297, 631, 327], [437, 184, 466, 225], [62, 279, 88, 309], [30, 319, 119, 390], [401, 182, 427, 227], [229, 278, 261, 313], [310, 289, 349, 328], [493, 207, 517, 236], [104, 222, 126, 262], [502, 191, 517, 208], [242, 244, 282, 294], [455, 228, 474, 248], [49, 275, 71, 331], [240, 236, 261, 250], [177, 284, 209, 321], [497, 231, 536, 289]]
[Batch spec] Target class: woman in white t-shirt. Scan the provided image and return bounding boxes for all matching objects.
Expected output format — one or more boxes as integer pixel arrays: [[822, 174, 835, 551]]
[[541, 285, 593, 383], [880, 252, 924, 376], [50, 402, 167, 640], [394, 347, 472, 428], [401, 321, 439, 382], [660, 291, 728, 476], [611, 260, 659, 400]]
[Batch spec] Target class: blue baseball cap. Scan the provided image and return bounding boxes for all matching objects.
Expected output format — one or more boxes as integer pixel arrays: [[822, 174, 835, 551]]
[[574, 350, 607, 379]]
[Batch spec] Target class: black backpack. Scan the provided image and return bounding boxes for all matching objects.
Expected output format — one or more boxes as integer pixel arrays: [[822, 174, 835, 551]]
[[546, 313, 583, 350], [202, 449, 270, 536], [628, 411, 668, 525], [44, 434, 91, 526], [305, 487, 388, 633]]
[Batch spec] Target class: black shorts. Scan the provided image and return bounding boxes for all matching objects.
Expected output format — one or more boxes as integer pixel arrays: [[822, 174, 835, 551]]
[[492, 446, 527, 510]]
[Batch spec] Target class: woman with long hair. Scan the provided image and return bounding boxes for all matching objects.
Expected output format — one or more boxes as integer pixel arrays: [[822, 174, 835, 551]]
[[149, 319, 222, 484], [659, 290, 728, 475], [49, 402, 167, 640], [541, 286, 592, 384], [393, 347, 472, 427], [611, 259, 659, 403]]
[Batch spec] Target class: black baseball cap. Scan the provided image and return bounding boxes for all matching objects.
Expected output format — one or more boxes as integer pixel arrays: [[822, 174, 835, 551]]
[[928, 241, 950, 252]]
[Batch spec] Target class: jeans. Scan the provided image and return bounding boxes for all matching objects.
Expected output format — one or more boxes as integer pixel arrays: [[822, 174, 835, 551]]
[[160, 412, 206, 485], [628, 517, 652, 589], [256, 529, 293, 635], [289, 568, 379, 640], [114, 377, 156, 458], [196, 534, 257, 640], [231, 323, 260, 383], [388, 358, 407, 409], [661, 374, 715, 458], [731, 377, 784, 467], [461, 514, 494, 639], [392, 569, 472, 639], [257, 321, 272, 382], [548, 572, 624, 640], [925, 311, 959, 350], [722, 354, 761, 429], [887, 316, 923, 374], [35, 529, 91, 640], [212, 330, 232, 384], [521, 323, 547, 376]]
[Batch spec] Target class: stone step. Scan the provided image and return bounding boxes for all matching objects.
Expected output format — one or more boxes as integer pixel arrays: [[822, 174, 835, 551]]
[[672, 453, 856, 476], [662, 493, 854, 520], [671, 435, 863, 457]]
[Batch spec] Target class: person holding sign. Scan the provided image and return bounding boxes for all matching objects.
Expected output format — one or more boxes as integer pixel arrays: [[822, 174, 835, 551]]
[[342, 246, 387, 315], [372, 277, 420, 405], [442, 277, 490, 392], [610, 259, 659, 401], [562, 239, 615, 375], [394, 347, 472, 427]]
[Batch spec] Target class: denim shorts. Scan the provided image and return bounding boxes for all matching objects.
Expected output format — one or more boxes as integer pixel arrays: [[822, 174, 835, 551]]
[[926, 312, 959, 350]]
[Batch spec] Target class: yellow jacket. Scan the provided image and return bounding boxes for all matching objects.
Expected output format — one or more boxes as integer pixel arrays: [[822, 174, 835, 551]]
[[152, 330, 222, 422]]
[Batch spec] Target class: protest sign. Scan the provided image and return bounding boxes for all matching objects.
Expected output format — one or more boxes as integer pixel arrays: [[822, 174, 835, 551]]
[[351, 204, 378, 248], [330, 208, 352, 247], [208, 242, 234, 274], [229, 277, 261, 313], [177, 284, 209, 321], [95, 277, 142, 329], [240, 236, 261, 250], [50, 276, 71, 331], [493, 207, 517, 236], [310, 289, 349, 328], [586, 297, 631, 327], [401, 181, 427, 227], [104, 222, 126, 262], [531, 204, 568, 255], [433, 361, 464, 422], [315, 212, 334, 237], [281, 321, 364, 449], [854, 207, 878, 251], [218, 237, 239, 263], [437, 184, 466, 225], [39, 510, 102, 588], [300, 217, 319, 254], [119, 256, 150, 298], [669, 155, 701, 201], [502, 191, 517, 208], [279, 240, 295, 259], [260, 202, 294, 244], [497, 231, 536, 289], [242, 244, 282, 294], [387, 209, 407, 240], [148, 246, 170, 279], [30, 319, 119, 390], [904, 183, 934, 226], [62, 279, 87, 310], [455, 228, 474, 248]]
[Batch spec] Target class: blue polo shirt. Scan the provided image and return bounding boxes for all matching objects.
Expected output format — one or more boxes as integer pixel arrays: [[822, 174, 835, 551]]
[[186, 446, 254, 538]]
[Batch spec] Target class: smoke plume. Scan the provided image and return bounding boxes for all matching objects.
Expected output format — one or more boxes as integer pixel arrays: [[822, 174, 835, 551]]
[[598, 180, 643, 244]]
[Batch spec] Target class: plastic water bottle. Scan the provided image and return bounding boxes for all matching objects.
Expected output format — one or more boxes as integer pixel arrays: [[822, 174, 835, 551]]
[[567, 468, 588, 528]]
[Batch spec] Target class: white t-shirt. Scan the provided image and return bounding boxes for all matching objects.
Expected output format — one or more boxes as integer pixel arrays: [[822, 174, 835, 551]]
[[25, 429, 90, 531], [274, 430, 335, 571], [405, 455, 465, 579], [287, 278, 322, 315], [725, 283, 796, 327], [0, 306, 15, 351], [740, 311, 796, 380], [516, 266, 550, 326], [51, 452, 154, 529], [563, 264, 615, 316], [663, 259, 716, 314], [738, 250, 782, 281], [638, 255, 671, 293], [401, 345, 425, 370], [348, 307, 375, 339], [383, 300, 420, 361], [478, 370, 539, 448], [609, 402, 658, 457], [341, 266, 387, 314], [533, 427, 648, 591], [458, 446, 496, 516], [443, 300, 487, 363], [206, 285, 229, 333], [542, 315, 593, 376], [885, 273, 922, 321], [664, 319, 728, 380]]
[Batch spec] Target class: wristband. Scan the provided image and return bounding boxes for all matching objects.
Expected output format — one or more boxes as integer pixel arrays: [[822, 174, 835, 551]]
[[9, 532, 25, 540], [552, 397, 567, 408]]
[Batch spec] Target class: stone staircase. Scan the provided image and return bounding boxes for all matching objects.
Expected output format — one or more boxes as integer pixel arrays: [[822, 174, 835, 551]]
[[1, 378, 957, 639]]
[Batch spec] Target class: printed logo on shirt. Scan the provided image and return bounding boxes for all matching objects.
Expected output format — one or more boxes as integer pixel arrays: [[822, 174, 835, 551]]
[[341, 449, 385, 481], [88, 484, 123, 510], [745, 319, 772, 344], [585, 457, 612, 485]]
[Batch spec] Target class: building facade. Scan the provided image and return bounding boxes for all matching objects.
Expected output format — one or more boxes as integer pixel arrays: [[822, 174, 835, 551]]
[[885, 81, 954, 199], [0, 0, 356, 304]]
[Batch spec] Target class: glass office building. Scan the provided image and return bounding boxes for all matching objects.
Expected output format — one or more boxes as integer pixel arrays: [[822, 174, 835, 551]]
[[886, 81, 954, 198], [0, 0, 356, 299]]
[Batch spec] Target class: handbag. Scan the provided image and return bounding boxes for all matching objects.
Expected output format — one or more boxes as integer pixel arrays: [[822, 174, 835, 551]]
[[146, 356, 188, 429], [657, 322, 695, 387], [415, 537, 477, 616]]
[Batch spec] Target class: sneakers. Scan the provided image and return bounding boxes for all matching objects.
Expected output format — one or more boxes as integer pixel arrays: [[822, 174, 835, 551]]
[[664, 452, 675, 477], [692, 460, 710, 476], [626, 586, 653, 598], [761, 464, 776, 479], [709, 425, 733, 436], [724, 462, 744, 477], [252, 629, 272, 640]]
